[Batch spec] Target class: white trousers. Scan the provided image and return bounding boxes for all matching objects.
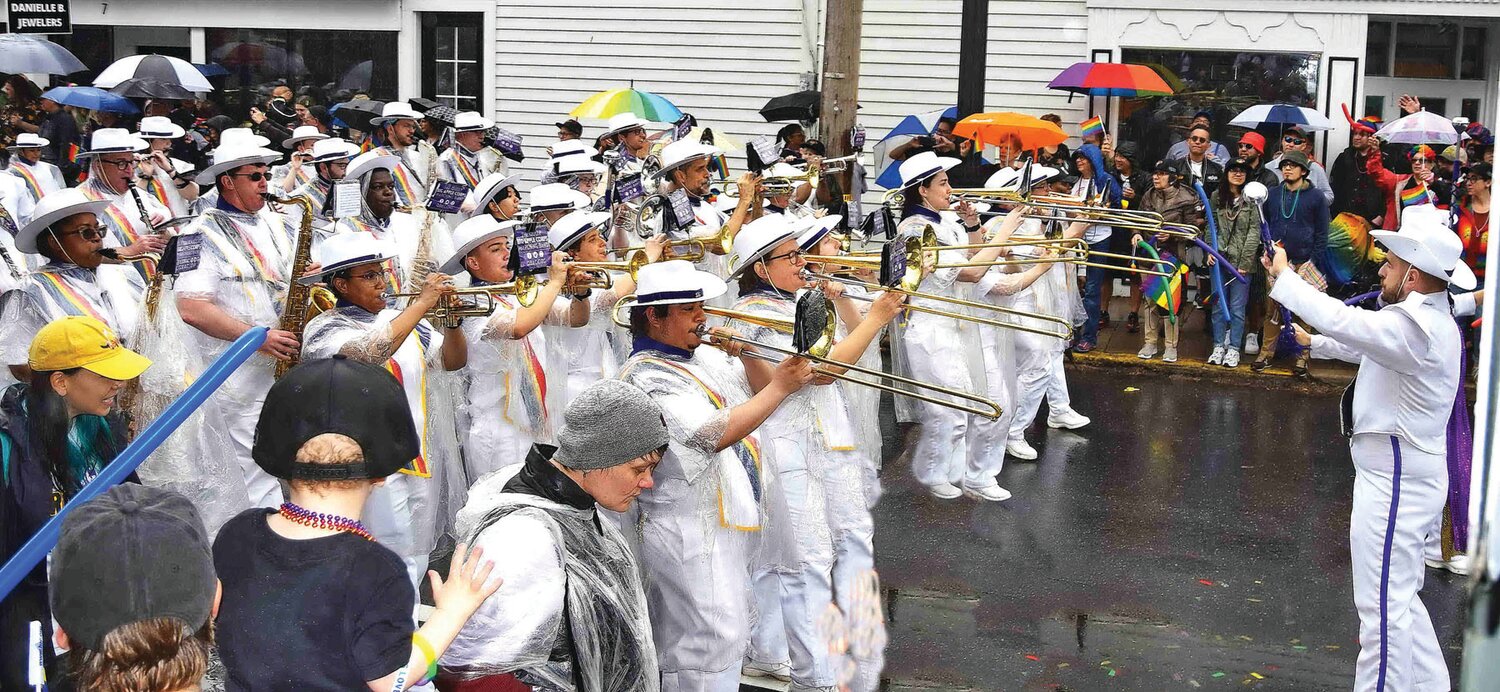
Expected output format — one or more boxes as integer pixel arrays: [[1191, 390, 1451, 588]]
[[462, 416, 533, 482], [363, 472, 431, 593], [963, 344, 1017, 490], [904, 322, 974, 488], [640, 514, 749, 692], [1349, 433, 1450, 692], [220, 382, 281, 509], [1008, 346, 1071, 443]]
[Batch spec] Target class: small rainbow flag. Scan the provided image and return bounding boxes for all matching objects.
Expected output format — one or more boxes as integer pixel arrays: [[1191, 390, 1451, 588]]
[[1080, 116, 1104, 139], [1400, 183, 1430, 208]]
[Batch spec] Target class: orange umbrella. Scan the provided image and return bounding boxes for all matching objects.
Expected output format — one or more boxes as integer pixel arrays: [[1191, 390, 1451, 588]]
[[954, 112, 1067, 151]]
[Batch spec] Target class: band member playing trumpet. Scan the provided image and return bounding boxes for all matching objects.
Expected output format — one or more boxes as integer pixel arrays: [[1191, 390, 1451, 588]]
[[725, 216, 904, 689], [300, 232, 468, 589], [543, 209, 665, 409], [440, 216, 588, 479], [617, 258, 813, 692]]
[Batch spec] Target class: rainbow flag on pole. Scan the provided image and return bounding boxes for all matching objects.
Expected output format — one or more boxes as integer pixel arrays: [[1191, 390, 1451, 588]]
[[1400, 183, 1430, 208], [1080, 116, 1104, 139]]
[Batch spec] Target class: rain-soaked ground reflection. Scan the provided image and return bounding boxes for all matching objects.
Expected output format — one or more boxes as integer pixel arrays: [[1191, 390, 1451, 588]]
[[873, 369, 1468, 691]]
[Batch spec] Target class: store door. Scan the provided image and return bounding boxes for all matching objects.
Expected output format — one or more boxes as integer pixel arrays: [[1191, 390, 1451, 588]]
[[420, 13, 483, 111]]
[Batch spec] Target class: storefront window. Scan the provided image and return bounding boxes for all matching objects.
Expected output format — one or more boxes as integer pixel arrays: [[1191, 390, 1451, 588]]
[[1365, 21, 1391, 77], [1393, 22, 1457, 79], [1119, 49, 1320, 167], [205, 28, 398, 120], [1460, 26, 1487, 81]]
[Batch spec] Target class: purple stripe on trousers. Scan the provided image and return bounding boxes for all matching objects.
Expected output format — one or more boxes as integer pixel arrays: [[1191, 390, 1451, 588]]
[[1377, 435, 1404, 692]]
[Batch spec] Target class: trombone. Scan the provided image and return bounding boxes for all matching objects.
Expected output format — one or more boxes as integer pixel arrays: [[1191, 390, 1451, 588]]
[[608, 293, 1004, 420], [840, 224, 1173, 278], [948, 188, 1199, 239]]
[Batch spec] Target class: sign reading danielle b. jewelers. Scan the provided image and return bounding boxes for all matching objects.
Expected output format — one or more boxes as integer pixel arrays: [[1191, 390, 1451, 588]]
[[7, 0, 71, 34]]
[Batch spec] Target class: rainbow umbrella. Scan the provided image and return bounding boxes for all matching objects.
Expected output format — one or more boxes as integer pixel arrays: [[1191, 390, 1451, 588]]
[[570, 87, 683, 122], [1047, 62, 1174, 99]]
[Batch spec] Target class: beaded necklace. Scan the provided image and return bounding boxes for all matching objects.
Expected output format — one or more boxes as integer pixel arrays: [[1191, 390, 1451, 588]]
[[1279, 183, 1303, 219], [278, 502, 374, 541]]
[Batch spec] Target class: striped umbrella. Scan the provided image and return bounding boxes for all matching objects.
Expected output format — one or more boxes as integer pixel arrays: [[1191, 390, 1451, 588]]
[[570, 87, 683, 122], [1229, 104, 1335, 132], [1047, 62, 1174, 98]]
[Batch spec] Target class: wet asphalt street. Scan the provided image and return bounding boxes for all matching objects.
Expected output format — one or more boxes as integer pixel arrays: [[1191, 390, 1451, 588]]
[[872, 368, 1469, 691]]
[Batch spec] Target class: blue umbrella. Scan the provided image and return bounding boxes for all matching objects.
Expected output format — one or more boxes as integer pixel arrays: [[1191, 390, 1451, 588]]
[[40, 86, 140, 114], [1229, 104, 1334, 131], [873, 106, 957, 189]]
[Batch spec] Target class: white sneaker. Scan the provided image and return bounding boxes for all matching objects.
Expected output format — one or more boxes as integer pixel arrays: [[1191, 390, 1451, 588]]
[[1207, 345, 1225, 365], [1006, 439, 1038, 460], [1047, 409, 1091, 429], [1425, 554, 1471, 576], [1244, 334, 1260, 355], [1223, 349, 1241, 368], [1162, 347, 1178, 363], [962, 484, 1013, 502], [743, 659, 793, 681], [1137, 343, 1158, 359], [927, 482, 962, 500]]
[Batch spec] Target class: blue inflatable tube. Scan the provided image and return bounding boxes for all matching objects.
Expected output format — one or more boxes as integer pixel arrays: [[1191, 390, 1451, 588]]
[[1192, 181, 1233, 323]]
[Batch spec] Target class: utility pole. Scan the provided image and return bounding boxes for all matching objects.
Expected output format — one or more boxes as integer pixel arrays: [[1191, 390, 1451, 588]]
[[818, 0, 863, 161], [953, 0, 989, 186]]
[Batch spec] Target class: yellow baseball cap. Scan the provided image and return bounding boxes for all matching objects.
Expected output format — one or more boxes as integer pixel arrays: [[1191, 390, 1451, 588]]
[[28, 316, 152, 380]]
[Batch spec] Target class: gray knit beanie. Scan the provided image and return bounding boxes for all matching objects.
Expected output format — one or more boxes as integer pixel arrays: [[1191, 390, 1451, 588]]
[[555, 380, 670, 470]]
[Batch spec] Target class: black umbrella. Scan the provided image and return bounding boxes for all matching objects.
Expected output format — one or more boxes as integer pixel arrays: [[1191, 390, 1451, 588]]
[[109, 78, 197, 101], [331, 99, 386, 132], [760, 90, 820, 123]]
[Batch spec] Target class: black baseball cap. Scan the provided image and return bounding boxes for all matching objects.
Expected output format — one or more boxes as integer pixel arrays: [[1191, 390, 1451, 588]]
[[1225, 157, 1254, 173], [50, 484, 215, 650], [555, 118, 583, 136], [252, 356, 420, 481], [1152, 159, 1181, 176]]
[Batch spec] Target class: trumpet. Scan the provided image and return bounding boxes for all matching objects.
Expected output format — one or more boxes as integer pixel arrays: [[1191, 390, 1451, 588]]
[[610, 238, 707, 262], [609, 292, 1004, 420], [811, 154, 859, 174], [387, 273, 542, 318]]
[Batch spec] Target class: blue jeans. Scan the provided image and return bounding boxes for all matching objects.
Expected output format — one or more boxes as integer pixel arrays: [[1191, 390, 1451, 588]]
[[1079, 238, 1110, 344], [1209, 274, 1250, 349]]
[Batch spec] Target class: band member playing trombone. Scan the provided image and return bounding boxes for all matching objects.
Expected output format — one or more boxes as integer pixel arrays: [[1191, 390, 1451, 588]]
[[725, 216, 904, 689], [616, 258, 814, 692], [440, 216, 588, 479], [300, 232, 468, 589]]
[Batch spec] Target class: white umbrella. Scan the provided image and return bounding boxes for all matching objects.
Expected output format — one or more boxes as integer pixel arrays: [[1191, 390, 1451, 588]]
[[94, 54, 214, 92], [1375, 110, 1461, 145], [1228, 104, 1335, 132], [0, 34, 85, 75]]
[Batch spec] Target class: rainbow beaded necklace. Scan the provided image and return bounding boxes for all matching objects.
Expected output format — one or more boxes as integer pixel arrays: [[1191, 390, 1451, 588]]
[[277, 502, 374, 541]]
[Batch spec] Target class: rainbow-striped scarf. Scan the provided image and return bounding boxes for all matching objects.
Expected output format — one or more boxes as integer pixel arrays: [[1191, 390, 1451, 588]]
[[34, 269, 109, 323], [10, 163, 44, 201]]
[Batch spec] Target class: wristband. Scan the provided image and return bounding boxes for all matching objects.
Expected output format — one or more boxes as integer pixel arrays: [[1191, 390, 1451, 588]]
[[412, 632, 439, 683], [571, 287, 593, 301]]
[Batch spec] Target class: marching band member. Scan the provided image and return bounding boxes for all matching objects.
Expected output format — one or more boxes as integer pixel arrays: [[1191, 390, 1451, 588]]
[[369, 101, 438, 208], [617, 259, 813, 692], [439, 111, 506, 191], [0, 191, 139, 379], [600, 113, 654, 169], [655, 139, 756, 298], [6, 133, 66, 215], [285, 137, 360, 236], [0, 170, 32, 280], [889, 151, 993, 499], [461, 172, 522, 223], [543, 209, 665, 409], [555, 155, 607, 203], [725, 216, 904, 690], [441, 216, 587, 478], [540, 139, 598, 185], [300, 232, 468, 588], [529, 182, 593, 226], [271, 124, 328, 194], [190, 128, 275, 215], [1264, 207, 1469, 692], [175, 141, 293, 509], [333, 151, 455, 295], [135, 115, 200, 217]]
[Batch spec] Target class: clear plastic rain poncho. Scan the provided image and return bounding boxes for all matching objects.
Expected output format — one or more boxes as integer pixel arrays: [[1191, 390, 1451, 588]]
[[443, 473, 659, 691], [1012, 214, 1085, 352], [335, 176, 455, 296], [460, 294, 573, 451], [832, 282, 887, 508], [301, 304, 468, 553], [542, 285, 625, 407], [127, 277, 249, 537], [887, 212, 990, 424]]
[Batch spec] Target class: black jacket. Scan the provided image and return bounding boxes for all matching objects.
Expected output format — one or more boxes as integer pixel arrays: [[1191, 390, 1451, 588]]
[[1329, 146, 1390, 220], [1178, 157, 1224, 197]]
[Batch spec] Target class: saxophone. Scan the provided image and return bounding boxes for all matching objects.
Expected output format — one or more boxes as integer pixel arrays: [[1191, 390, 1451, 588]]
[[266, 193, 321, 378]]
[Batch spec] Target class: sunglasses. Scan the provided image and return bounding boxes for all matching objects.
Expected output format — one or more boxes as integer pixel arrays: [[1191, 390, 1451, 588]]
[[1283, 137, 1306, 145], [1411, 158, 1431, 166], [57, 225, 108, 242], [230, 172, 268, 182], [1238, 143, 1258, 149]]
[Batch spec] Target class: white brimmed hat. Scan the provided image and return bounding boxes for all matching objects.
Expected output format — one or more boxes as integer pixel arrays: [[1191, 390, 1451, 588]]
[[897, 151, 961, 189], [298, 232, 398, 286], [551, 140, 597, 161], [467, 172, 522, 213], [985, 164, 1059, 192], [11, 132, 48, 148], [219, 128, 272, 149], [281, 125, 328, 149], [309, 137, 360, 164], [344, 151, 400, 182], [658, 140, 719, 176], [601, 113, 652, 139], [194, 144, 281, 185], [16, 189, 112, 254], [1371, 206, 1478, 290], [727, 214, 800, 278], [796, 215, 844, 252], [136, 116, 185, 140], [762, 162, 803, 180], [550, 210, 609, 251], [633, 259, 727, 307], [530, 182, 590, 213], [453, 111, 493, 133], [370, 101, 422, 126], [555, 156, 606, 177], [77, 128, 147, 158], [442, 216, 522, 275]]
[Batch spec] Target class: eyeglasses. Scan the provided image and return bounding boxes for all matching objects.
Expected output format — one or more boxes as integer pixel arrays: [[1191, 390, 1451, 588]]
[[97, 158, 135, 171], [765, 249, 805, 264], [230, 172, 268, 182], [1283, 137, 1306, 145], [55, 224, 108, 242], [1188, 136, 1208, 143], [349, 269, 387, 283]]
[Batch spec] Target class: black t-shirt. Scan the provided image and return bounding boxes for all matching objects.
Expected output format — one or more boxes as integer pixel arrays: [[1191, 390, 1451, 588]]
[[213, 508, 414, 691]]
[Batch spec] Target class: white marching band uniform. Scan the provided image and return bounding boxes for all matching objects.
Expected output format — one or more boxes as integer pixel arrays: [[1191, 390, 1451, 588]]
[[77, 174, 171, 340]]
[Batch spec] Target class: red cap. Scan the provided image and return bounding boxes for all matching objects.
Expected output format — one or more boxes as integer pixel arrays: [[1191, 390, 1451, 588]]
[[1238, 131, 1266, 154]]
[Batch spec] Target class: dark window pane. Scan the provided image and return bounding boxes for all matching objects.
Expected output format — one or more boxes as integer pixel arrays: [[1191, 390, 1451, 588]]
[[436, 27, 455, 60], [1415, 98, 1447, 117], [1364, 95, 1386, 121], [436, 66, 456, 97], [1393, 23, 1456, 79], [1463, 99, 1481, 122], [206, 28, 399, 120], [1365, 21, 1391, 76], [457, 26, 479, 57], [1461, 27, 1486, 80]]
